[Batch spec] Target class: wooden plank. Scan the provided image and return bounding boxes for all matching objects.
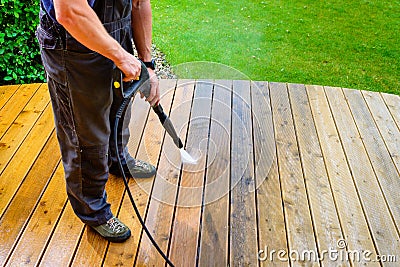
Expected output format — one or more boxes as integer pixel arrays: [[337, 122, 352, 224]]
[[0, 132, 60, 266], [198, 79, 232, 266], [135, 79, 195, 266], [307, 85, 379, 265], [288, 83, 344, 265], [269, 82, 318, 266], [251, 81, 288, 267], [168, 80, 213, 266], [103, 79, 176, 266], [0, 84, 50, 172], [363, 91, 400, 175], [229, 80, 258, 266], [70, 94, 152, 266], [0, 85, 19, 109], [325, 86, 400, 260], [344, 88, 400, 231], [381, 93, 400, 130], [0, 83, 41, 138], [0, 106, 55, 217], [38, 203, 84, 266], [5, 163, 66, 266], [251, 81, 277, 196]]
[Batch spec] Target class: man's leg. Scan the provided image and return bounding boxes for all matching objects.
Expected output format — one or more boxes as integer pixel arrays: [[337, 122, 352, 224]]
[[41, 46, 130, 241], [44, 48, 114, 225], [108, 88, 156, 178]]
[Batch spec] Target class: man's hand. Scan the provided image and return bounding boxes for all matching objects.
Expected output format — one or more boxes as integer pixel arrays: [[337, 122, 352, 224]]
[[114, 50, 142, 82], [140, 68, 160, 106]]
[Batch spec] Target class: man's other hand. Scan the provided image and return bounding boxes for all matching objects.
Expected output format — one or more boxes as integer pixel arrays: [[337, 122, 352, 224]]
[[140, 68, 160, 106]]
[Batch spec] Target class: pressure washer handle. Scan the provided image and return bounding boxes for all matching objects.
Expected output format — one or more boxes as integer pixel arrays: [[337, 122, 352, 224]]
[[113, 61, 151, 99]]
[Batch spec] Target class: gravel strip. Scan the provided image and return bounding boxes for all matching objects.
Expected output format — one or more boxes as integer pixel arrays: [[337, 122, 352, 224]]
[[134, 44, 176, 79]]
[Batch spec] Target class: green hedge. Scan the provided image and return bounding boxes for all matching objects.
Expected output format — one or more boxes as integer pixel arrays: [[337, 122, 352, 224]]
[[0, 0, 45, 85]]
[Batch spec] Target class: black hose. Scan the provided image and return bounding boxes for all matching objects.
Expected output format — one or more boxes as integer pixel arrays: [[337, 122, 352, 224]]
[[114, 97, 175, 267]]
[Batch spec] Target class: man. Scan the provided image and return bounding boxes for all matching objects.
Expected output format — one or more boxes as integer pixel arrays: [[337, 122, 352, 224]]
[[36, 0, 160, 242]]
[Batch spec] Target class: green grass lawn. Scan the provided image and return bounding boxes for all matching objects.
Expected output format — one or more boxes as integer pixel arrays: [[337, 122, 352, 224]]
[[152, 0, 399, 94]]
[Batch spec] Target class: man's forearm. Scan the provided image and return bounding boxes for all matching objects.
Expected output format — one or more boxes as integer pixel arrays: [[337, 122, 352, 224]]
[[131, 0, 159, 106], [131, 0, 153, 62]]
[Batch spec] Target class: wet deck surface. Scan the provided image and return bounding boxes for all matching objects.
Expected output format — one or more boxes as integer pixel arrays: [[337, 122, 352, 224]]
[[0, 80, 399, 266]]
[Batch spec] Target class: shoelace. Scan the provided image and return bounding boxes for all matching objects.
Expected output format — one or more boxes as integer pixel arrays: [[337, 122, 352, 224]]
[[107, 218, 124, 233], [134, 160, 148, 169]]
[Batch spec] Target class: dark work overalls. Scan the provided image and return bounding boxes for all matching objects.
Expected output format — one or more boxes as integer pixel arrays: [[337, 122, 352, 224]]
[[36, 0, 133, 226]]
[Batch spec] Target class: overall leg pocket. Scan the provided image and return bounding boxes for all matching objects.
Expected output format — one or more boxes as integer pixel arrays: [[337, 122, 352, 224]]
[[39, 48, 67, 86], [81, 145, 109, 198]]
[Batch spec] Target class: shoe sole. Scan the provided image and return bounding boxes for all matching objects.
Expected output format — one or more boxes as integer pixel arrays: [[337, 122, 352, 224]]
[[130, 169, 156, 178], [109, 166, 156, 179], [109, 169, 156, 179]]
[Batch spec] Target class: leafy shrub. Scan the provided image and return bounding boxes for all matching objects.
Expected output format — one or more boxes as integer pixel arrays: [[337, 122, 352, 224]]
[[0, 0, 45, 85]]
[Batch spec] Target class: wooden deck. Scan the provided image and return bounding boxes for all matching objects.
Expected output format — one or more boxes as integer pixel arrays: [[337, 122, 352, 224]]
[[0, 80, 399, 266]]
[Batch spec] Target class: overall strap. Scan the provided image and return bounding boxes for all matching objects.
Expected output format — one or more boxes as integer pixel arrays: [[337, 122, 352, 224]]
[[104, 0, 114, 23], [92, 0, 115, 24]]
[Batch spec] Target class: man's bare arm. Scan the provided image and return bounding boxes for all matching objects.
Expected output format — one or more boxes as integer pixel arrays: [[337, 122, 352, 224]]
[[54, 0, 141, 81], [131, 0, 152, 62], [131, 0, 160, 106]]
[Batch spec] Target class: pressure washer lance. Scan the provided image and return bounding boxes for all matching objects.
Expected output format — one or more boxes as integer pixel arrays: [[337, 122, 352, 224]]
[[112, 61, 196, 267]]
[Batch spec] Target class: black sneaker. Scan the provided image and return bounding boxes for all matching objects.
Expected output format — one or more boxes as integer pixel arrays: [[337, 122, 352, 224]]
[[109, 157, 156, 179], [91, 216, 131, 243]]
